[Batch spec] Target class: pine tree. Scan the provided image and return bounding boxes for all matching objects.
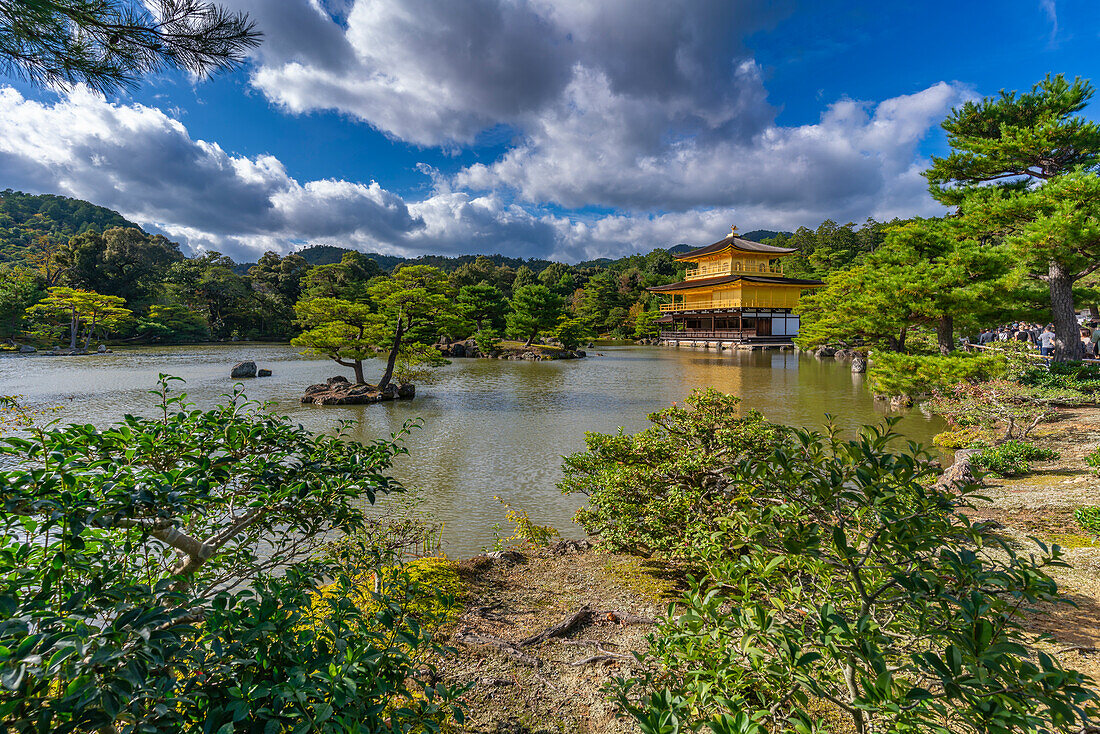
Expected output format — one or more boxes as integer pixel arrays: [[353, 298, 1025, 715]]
[[926, 74, 1100, 361]]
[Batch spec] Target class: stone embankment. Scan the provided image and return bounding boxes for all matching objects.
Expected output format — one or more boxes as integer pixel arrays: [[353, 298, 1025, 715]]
[[810, 344, 867, 373], [4, 343, 113, 356], [300, 376, 415, 405], [437, 338, 586, 361]]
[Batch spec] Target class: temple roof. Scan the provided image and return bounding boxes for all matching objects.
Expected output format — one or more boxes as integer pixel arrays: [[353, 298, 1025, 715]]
[[674, 233, 797, 261], [647, 274, 823, 292]]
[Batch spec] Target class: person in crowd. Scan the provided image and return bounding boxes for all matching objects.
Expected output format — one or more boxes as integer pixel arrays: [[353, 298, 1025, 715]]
[[1091, 321, 1100, 356], [1081, 328, 1095, 358], [1029, 323, 1042, 344], [1039, 325, 1056, 357], [978, 328, 994, 345]]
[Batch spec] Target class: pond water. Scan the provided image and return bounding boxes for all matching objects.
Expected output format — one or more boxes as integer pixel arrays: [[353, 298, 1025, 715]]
[[0, 344, 944, 557]]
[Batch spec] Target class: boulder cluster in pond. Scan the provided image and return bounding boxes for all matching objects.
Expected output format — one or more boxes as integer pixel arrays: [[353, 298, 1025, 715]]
[[301, 376, 415, 405], [230, 361, 273, 378]]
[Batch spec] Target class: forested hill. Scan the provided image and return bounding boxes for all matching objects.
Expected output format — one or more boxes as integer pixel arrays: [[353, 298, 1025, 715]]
[[288, 230, 791, 273], [290, 244, 561, 274], [0, 190, 796, 273], [0, 189, 140, 262]]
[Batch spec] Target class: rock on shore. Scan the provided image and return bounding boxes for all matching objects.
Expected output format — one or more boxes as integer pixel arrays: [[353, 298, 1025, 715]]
[[301, 376, 415, 405]]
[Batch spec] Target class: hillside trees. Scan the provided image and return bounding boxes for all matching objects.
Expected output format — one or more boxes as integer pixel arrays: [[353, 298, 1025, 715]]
[[0, 264, 44, 339], [248, 251, 309, 337], [300, 251, 382, 301], [59, 226, 183, 305], [167, 252, 253, 338], [0, 0, 260, 93], [926, 74, 1100, 361]]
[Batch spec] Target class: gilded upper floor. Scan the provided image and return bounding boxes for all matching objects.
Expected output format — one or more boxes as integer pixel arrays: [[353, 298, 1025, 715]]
[[676, 226, 797, 281]]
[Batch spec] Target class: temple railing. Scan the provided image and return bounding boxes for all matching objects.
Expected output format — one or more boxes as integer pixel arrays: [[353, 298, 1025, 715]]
[[684, 264, 785, 280], [659, 300, 740, 312], [658, 330, 752, 339]]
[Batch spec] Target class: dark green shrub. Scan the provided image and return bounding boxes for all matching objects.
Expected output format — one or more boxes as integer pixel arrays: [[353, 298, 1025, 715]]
[[971, 440, 1060, 477], [560, 388, 784, 564], [564, 395, 1097, 733], [868, 351, 1004, 397], [1020, 361, 1100, 393], [0, 377, 464, 733]]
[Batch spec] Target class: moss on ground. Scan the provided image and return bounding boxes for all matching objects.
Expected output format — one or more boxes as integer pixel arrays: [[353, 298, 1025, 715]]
[[1046, 532, 1100, 549], [603, 554, 681, 602]]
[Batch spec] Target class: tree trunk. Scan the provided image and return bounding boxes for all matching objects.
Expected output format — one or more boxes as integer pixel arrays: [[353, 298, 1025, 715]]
[[377, 318, 406, 390], [936, 314, 954, 355], [886, 325, 908, 353], [69, 306, 78, 350], [843, 662, 867, 734], [352, 360, 365, 385], [84, 313, 97, 351], [1049, 260, 1082, 362], [524, 331, 536, 347]]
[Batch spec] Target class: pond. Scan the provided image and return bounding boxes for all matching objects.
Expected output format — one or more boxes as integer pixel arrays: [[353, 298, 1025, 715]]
[[0, 344, 944, 557]]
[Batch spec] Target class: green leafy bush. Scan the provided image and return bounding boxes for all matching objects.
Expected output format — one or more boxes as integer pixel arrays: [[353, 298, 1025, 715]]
[[1020, 361, 1100, 394], [560, 388, 784, 564], [564, 394, 1097, 733], [971, 440, 1060, 477], [868, 351, 1004, 397], [1076, 506, 1100, 534], [0, 378, 464, 733]]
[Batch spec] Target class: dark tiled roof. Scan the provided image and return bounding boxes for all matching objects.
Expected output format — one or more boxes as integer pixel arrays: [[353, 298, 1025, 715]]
[[675, 234, 797, 260], [647, 274, 823, 292]]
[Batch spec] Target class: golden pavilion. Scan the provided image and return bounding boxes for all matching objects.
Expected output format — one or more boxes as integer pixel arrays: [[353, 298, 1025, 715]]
[[649, 226, 822, 343]]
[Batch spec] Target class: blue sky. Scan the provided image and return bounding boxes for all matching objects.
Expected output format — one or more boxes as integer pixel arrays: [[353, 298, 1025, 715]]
[[1, 0, 1097, 263]]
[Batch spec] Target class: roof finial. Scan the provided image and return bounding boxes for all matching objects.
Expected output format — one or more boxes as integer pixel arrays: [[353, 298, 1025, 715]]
[[730, 224, 739, 238]]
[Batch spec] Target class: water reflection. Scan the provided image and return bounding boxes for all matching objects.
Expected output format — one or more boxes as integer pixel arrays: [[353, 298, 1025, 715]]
[[0, 344, 943, 557]]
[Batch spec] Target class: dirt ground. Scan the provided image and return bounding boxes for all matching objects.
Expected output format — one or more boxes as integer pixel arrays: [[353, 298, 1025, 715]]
[[438, 407, 1100, 732], [438, 544, 679, 734], [965, 406, 1100, 688]]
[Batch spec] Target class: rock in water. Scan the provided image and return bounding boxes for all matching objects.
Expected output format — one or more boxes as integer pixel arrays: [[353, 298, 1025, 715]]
[[257, 368, 272, 377], [18, 345, 35, 353], [301, 376, 416, 405], [97, 344, 106, 353], [851, 356, 867, 373], [231, 361, 257, 378]]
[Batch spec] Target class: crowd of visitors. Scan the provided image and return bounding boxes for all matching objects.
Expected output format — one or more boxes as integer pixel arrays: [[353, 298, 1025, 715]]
[[974, 321, 1100, 358]]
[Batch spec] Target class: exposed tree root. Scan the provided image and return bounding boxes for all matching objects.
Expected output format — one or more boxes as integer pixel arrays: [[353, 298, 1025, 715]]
[[520, 605, 656, 647], [453, 631, 544, 668]]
